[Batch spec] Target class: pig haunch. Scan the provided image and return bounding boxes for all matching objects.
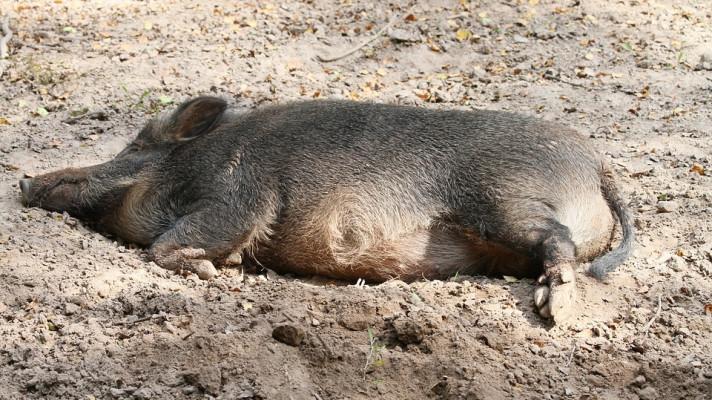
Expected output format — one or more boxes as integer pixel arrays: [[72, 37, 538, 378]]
[[20, 97, 635, 323]]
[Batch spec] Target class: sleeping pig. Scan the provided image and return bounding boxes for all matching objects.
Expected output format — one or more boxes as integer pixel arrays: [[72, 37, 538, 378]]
[[19, 97, 634, 323]]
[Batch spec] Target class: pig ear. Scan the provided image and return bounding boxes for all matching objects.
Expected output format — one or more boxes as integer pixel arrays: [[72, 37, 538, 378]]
[[169, 97, 228, 141]]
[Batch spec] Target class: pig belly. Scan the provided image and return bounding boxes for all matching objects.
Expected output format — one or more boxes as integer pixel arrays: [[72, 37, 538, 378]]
[[258, 227, 533, 283]]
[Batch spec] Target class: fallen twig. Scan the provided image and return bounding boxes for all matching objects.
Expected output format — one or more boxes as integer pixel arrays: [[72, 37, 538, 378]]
[[565, 340, 577, 367], [0, 16, 12, 78], [317, 6, 412, 62], [114, 315, 152, 326], [642, 294, 662, 338], [545, 74, 603, 90], [114, 313, 167, 326], [0, 16, 12, 59], [63, 110, 109, 124]]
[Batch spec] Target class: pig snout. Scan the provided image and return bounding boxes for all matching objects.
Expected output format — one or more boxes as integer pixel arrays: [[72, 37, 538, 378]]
[[19, 178, 32, 205], [18, 169, 89, 215]]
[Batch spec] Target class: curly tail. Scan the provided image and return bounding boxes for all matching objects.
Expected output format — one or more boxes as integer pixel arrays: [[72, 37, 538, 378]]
[[588, 167, 635, 279]]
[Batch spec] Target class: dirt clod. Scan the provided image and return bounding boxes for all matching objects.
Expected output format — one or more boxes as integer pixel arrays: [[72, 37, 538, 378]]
[[272, 324, 305, 347]]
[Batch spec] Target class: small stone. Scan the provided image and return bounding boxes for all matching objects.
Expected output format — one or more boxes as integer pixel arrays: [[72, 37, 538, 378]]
[[133, 387, 152, 399], [109, 388, 125, 397], [564, 387, 575, 396], [533, 27, 555, 40], [64, 302, 80, 315], [529, 344, 540, 354], [656, 200, 678, 213], [311, 318, 320, 327], [272, 325, 305, 346], [225, 252, 242, 265], [638, 386, 658, 400], [666, 255, 687, 272], [513, 35, 529, 44], [193, 260, 217, 280], [633, 375, 646, 386], [430, 376, 450, 396], [695, 53, 712, 71], [388, 27, 420, 43], [181, 386, 197, 395]]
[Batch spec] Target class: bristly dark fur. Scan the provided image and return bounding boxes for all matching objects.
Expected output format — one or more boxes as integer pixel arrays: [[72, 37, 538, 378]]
[[21, 97, 635, 321]]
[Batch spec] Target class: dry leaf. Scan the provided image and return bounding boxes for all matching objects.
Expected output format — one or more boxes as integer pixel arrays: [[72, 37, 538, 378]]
[[637, 85, 650, 99], [456, 28, 471, 41], [671, 107, 686, 117], [427, 38, 441, 52], [689, 163, 706, 175], [705, 304, 712, 315], [0, 117, 10, 125], [414, 90, 430, 101], [404, 14, 417, 22]]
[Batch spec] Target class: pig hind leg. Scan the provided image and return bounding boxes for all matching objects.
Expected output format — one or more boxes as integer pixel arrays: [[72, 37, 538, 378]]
[[460, 208, 579, 323]]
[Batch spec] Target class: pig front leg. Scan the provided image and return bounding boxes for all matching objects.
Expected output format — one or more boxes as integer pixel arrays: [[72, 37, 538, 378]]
[[147, 197, 276, 280], [149, 244, 218, 280]]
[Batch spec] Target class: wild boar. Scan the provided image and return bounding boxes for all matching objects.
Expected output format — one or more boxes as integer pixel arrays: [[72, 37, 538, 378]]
[[19, 97, 634, 323]]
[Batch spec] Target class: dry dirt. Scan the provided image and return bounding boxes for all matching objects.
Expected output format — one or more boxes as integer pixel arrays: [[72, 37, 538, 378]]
[[1, 0, 711, 399]]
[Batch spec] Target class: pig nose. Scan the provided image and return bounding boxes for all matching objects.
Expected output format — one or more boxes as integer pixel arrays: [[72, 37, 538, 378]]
[[19, 178, 32, 202]]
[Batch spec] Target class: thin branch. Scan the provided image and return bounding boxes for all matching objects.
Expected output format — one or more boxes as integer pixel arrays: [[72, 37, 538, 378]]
[[0, 16, 12, 78], [317, 6, 412, 63], [565, 340, 577, 367], [642, 294, 662, 338], [0, 16, 12, 59]]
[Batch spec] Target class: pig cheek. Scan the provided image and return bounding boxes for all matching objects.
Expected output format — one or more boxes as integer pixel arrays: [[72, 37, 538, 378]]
[[43, 184, 85, 215]]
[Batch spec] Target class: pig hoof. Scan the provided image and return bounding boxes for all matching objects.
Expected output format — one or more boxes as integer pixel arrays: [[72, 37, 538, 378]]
[[152, 247, 217, 279], [534, 264, 578, 323]]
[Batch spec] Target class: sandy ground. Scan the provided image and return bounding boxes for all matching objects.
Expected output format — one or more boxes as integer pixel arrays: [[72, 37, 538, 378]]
[[1, 0, 711, 399]]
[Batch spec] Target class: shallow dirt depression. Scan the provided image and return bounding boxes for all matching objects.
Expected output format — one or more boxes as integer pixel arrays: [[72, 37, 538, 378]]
[[0, 1, 711, 399]]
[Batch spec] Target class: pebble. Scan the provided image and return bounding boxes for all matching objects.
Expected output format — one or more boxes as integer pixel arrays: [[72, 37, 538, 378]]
[[272, 324, 305, 346], [388, 27, 420, 43], [666, 255, 686, 272], [182, 385, 197, 395], [133, 387, 152, 399], [695, 53, 712, 71], [64, 302, 80, 315], [638, 386, 658, 400], [633, 375, 646, 386], [513, 35, 529, 44], [193, 260, 217, 280], [656, 201, 679, 213]]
